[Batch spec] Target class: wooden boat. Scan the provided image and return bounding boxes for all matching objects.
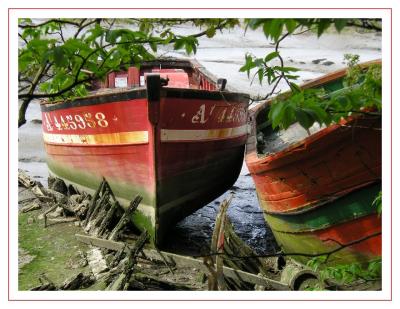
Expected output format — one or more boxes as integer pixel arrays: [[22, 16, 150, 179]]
[[40, 58, 249, 246], [245, 60, 381, 265]]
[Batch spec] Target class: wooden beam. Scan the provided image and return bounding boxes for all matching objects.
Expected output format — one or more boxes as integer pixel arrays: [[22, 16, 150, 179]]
[[75, 234, 289, 290]]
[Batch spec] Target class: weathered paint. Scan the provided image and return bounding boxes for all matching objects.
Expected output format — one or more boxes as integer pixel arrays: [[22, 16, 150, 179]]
[[264, 184, 382, 265], [41, 59, 249, 246], [248, 116, 381, 214], [43, 130, 149, 145], [271, 214, 381, 265], [245, 60, 382, 265], [264, 183, 381, 233]]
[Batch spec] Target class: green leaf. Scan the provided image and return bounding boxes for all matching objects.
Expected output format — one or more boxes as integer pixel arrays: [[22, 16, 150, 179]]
[[257, 69, 264, 84], [285, 74, 300, 80], [334, 19, 348, 32], [285, 19, 298, 33], [269, 19, 284, 42], [295, 108, 314, 129], [206, 27, 216, 38], [264, 51, 279, 62], [274, 66, 300, 73], [262, 20, 272, 38], [269, 100, 286, 129], [290, 82, 301, 93], [239, 54, 257, 77], [317, 19, 332, 37], [53, 46, 65, 67], [173, 37, 185, 50], [149, 41, 157, 52]]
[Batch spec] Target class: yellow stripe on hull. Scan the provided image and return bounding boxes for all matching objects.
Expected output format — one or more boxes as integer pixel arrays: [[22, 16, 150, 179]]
[[43, 131, 149, 146]]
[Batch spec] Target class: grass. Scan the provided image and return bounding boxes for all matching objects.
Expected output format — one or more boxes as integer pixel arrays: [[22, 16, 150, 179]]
[[18, 209, 90, 290]]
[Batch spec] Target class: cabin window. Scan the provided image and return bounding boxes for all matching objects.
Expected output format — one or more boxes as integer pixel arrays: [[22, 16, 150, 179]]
[[115, 76, 128, 88]]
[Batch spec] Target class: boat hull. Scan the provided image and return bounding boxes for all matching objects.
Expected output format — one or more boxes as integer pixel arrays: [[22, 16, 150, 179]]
[[245, 61, 382, 265], [41, 86, 248, 245]]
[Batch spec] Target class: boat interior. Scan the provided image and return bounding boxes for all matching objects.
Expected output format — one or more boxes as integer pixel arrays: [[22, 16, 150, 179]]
[[95, 59, 221, 92], [254, 76, 348, 156]]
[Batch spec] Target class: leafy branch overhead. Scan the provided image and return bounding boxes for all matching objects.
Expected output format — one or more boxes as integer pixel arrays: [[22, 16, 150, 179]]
[[268, 58, 382, 131], [18, 18, 239, 127], [239, 19, 382, 131], [18, 18, 381, 129]]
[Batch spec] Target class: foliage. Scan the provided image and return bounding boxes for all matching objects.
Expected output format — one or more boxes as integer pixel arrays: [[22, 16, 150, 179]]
[[239, 19, 382, 132], [18, 18, 238, 127], [307, 257, 382, 286], [18, 18, 381, 130], [239, 19, 356, 92], [266, 56, 382, 131]]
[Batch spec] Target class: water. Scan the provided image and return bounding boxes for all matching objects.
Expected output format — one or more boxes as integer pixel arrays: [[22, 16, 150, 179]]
[[18, 24, 381, 254]]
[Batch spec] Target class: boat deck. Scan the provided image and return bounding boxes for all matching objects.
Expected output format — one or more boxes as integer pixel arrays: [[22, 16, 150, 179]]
[[257, 122, 325, 156]]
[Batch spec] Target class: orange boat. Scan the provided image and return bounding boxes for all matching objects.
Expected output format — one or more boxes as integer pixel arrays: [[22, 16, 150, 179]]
[[245, 60, 382, 265]]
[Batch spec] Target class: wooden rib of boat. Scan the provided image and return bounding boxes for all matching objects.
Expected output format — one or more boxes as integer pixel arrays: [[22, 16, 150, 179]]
[[40, 58, 249, 246], [245, 60, 381, 265]]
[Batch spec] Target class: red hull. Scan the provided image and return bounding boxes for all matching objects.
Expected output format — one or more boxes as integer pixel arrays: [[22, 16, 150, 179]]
[[41, 59, 249, 245]]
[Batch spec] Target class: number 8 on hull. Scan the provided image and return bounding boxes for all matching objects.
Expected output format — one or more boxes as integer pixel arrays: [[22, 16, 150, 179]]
[[40, 58, 249, 246]]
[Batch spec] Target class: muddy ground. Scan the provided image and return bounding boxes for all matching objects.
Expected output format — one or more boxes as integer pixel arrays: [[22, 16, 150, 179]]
[[18, 185, 209, 291]]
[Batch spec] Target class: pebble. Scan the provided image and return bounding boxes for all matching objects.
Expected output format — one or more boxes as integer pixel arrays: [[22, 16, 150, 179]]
[[311, 58, 326, 64], [27, 217, 34, 224], [312, 58, 327, 64]]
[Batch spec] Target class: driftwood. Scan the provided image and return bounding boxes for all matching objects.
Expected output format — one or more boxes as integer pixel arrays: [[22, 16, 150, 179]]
[[30, 184, 54, 203], [89, 204, 110, 234], [96, 200, 119, 237], [30, 272, 94, 291], [43, 204, 58, 228], [84, 179, 106, 226], [45, 217, 79, 227], [75, 234, 289, 290], [45, 188, 68, 204], [58, 202, 77, 216], [109, 244, 127, 269], [30, 274, 57, 291], [86, 189, 110, 228], [206, 196, 285, 290], [108, 195, 142, 241], [21, 200, 41, 213], [18, 170, 37, 188], [48, 177, 68, 195], [129, 272, 192, 291], [208, 197, 232, 290], [106, 230, 148, 290], [60, 272, 95, 290]]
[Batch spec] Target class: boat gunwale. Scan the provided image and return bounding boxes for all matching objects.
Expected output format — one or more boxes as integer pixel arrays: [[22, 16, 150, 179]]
[[260, 179, 379, 216], [245, 59, 382, 165], [40, 86, 249, 112], [40, 57, 249, 111]]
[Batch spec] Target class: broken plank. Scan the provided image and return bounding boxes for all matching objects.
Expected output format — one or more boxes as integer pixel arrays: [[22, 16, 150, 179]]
[[75, 233, 289, 290]]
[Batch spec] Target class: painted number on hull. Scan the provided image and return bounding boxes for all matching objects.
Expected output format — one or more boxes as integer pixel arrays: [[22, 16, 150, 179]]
[[191, 104, 246, 124], [43, 112, 109, 131]]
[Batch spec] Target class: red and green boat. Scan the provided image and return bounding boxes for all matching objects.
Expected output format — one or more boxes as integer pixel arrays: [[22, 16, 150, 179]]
[[40, 58, 249, 246], [245, 60, 381, 265]]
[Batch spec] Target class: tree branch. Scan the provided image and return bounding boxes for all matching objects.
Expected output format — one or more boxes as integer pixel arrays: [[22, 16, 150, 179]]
[[18, 76, 93, 100], [18, 62, 51, 127], [19, 19, 81, 29]]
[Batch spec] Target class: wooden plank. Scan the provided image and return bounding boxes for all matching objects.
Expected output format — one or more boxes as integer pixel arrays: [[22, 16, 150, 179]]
[[75, 234, 289, 290]]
